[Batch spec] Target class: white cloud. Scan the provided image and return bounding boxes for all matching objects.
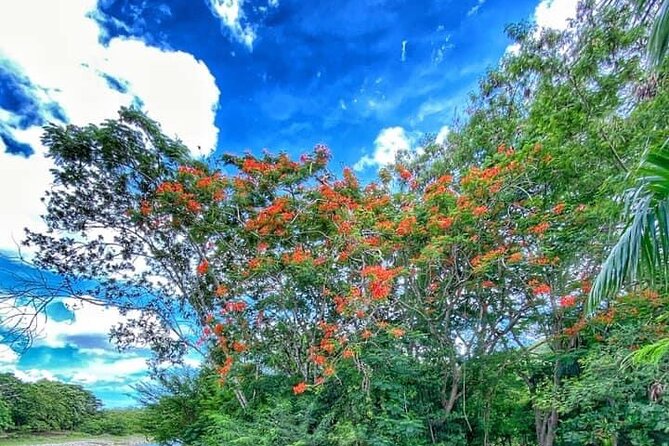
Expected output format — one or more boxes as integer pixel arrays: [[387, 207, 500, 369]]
[[206, 0, 257, 50], [504, 0, 579, 55], [0, 297, 151, 385], [0, 0, 221, 254], [0, 344, 18, 365], [39, 299, 140, 348], [467, 0, 486, 17], [534, 0, 579, 30], [0, 0, 220, 156], [354, 126, 411, 171], [70, 357, 148, 384], [0, 127, 53, 255], [13, 369, 56, 383], [102, 39, 220, 155], [0, 297, 143, 349], [504, 0, 578, 56], [435, 125, 450, 145]]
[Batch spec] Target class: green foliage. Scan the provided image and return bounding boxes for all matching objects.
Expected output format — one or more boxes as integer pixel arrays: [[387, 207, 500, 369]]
[[0, 373, 101, 432], [0, 373, 146, 436], [0, 398, 13, 432], [557, 294, 669, 445], [79, 409, 148, 436]]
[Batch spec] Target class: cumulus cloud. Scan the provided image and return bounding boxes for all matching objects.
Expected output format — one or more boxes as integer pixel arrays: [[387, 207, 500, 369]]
[[206, 0, 257, 50], [534, 0, 579, 30], [13, 369, 57, 383], [0, 127, 52, 255], [0, 0, 221, 254], [0, 0, 220, 156], [0, 297, 143, 350], [504, 0, 578, 55], [0, 344, 18, 365], [0, 297, 152, 385], [435, 125, 450, 145], [70, 357, 148, 384], [354, 126, 412, 171]]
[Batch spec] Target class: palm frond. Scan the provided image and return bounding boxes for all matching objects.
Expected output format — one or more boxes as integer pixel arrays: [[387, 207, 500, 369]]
[[589, 146, 669, 312], [628, 337, 669, 364], [649, 0, 669, 67]]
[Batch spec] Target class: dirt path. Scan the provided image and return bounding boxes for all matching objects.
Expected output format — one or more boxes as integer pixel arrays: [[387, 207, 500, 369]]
[[16, 438, 152, 446]]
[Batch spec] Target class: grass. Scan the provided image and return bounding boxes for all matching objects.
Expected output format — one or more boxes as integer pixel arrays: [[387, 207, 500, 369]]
[[0, 431, 150, 445]]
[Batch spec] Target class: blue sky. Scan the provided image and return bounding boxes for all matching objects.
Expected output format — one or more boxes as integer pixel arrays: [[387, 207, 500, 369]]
[[0, 0, 578, 407]]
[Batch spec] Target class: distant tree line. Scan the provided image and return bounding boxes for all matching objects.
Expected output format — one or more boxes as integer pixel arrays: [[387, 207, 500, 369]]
[[0, 373, 146, 436]]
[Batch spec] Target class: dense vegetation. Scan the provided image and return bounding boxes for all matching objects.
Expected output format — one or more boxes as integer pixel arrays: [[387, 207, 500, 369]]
[[0, 373, 146, 437], [12, 0, 669, 445]]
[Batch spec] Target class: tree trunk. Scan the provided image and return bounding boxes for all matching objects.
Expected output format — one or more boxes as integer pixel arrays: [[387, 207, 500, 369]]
[[535, 406, 558, 446], [442, 363, 461, 415]]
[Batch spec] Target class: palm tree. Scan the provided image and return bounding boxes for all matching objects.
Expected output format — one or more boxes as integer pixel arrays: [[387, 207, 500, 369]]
[[588, 0, 669, 363], [589, 146, 669, 309], [644, 0, 669, 67]]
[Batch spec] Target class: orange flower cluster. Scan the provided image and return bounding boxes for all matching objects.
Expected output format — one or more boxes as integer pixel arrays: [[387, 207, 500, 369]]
[[530, 256, 551, 266], [318, 185, 359, 213], [471, 246, 507, 269], [293, 382, 307, 395], [341, 167, 359, 189], [433, 216, 454, 230], [388, 327, 405, 338], [529, 221, 550, 236], [156, 181, 184, 195], [332, 296, 348, 314], [178, 165, 205, 176], [594, 308, 616, 325], [363, 194, 391, 212], [564, 318, 587, 337], [248, 257, 263, 270], [424, 174, 453, 200], [311, 353, 327, 366], [461, 165, 501, 188], [507, 252, 523, 263], [396, 165, 413, 181], [140, 200, 151, 216], [283, 246, 313, 265], [197, 260, 209, 275], [241, 158, 273, 174], [218, 357, 234, 380], [361, 265, 401, 300], [559, 295, 577, 308], [215, 284, 228, 297], [496, 144, 515, 157], [528, 279, 551, 296], [155, 180, 203, 214], [641, 289, 660, 300], [231, 341, 247, 352], [245, 197, 294, 236], [396, 216, 417, 237], [472, 205, 488, 217], [223, 301, 247, 313]]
